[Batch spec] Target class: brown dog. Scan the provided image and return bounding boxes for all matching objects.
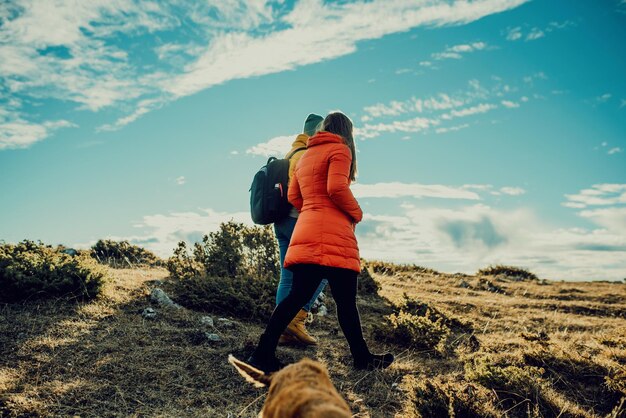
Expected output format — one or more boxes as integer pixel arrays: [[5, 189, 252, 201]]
[[228, 355, 351, 418]]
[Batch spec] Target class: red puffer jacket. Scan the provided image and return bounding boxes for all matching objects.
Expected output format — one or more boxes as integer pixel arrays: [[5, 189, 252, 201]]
[[284, 131, 363, 272]]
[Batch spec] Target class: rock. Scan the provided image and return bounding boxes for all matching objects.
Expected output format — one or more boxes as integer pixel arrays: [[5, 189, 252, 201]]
[[457, 280, 471, 289], [199, 316, 214, 327], [205, 333, 221, 342], [311, 293, 327, 315], [217, 318, 235, 328], [142, 307, 157, 319], [150, 288, 181, 309]]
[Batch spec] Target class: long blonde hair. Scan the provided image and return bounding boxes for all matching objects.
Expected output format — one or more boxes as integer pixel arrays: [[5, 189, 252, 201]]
[[321, 112, 357, 181]]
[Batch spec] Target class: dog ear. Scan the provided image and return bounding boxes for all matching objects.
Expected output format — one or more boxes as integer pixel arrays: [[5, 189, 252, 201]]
[[228, 355, 273, 388]]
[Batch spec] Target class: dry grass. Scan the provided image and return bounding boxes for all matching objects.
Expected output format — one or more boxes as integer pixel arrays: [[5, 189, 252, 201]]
[[1, 265, 625, 417]]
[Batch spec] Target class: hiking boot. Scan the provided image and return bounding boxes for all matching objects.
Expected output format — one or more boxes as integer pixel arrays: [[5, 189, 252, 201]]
[[278, 332, 300, 346], [246, 353, 283, 373], [284, 309, 317, 346], [354, 352, 394, 371], [247, 333, 283, 373]]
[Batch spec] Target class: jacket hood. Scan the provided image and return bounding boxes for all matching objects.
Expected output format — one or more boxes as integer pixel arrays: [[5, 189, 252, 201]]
[[307, 131, 344, 148], [291, 133, 309, 150]]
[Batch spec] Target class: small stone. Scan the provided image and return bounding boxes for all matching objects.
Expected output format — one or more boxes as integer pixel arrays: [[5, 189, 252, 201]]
[[150, 288, 181, 309], [458, 280, 471, 288], [217, 318, 235, 327], [205, 332, 221, 342], [317, 304, 328, 317], [199, 316, 214, 327], [142, 307, 157, 319]]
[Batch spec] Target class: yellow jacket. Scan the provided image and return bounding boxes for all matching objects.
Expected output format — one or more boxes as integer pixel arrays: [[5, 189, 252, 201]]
[[286, 133, 308, 181], [285, 133, 308, 218]]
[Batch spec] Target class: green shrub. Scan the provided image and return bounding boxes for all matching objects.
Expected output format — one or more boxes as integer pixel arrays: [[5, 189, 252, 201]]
[[357, 266, 380, 296], [523, 349, 624, 415], [477, 264, 538, 281], [373, 295, 476, 356], [364, 260, 439, 276], [173, 273, 278, 321], [383, 310, 452, 353], [413, 379, 500, 418], [166, 241, 203, 281], [464, 355, 555, 417], [173, 221, 280, 281], [166, 222, 280, 321], [0, 240, 108, 303], [91, 239, 161, 268]]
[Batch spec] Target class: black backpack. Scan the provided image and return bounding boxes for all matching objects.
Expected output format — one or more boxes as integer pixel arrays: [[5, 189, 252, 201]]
[[250, 147, 306, 225]]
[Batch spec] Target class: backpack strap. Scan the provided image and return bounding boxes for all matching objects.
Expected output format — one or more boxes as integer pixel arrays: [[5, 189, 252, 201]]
[[286, 147, 307, 160]]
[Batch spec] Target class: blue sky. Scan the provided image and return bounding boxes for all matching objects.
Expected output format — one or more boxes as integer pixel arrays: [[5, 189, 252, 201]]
[[1, 0, 625, 281]]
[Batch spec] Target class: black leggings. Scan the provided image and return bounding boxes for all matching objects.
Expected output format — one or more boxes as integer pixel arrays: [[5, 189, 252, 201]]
[[261, 264, 369, 358]]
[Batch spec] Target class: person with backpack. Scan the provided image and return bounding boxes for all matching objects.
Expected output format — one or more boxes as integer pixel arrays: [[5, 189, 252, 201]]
[[247, 112, 394, 372], [274, 114, 328, 346]]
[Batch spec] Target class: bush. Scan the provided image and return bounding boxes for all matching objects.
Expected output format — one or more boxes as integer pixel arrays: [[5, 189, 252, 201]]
[[373, 294, 476, 356], [412, 379, 500, 418], [364, 260, 439, 276], [166, 222, 280, 321], [0, 240, 108, 303], [477, 264, 538, 281], [522, 349, 624, 415], [464, 355, 557, 417], [91, 239, 161, 268], [357, 266, 380, 296]]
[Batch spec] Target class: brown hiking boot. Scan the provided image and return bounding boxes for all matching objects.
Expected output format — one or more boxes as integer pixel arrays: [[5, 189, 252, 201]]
[[278, 332, 300, 346], [284, 309, 317, 346]]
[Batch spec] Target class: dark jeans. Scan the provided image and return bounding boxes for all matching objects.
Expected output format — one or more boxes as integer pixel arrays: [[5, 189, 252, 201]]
[[258, 263, 369, 359]]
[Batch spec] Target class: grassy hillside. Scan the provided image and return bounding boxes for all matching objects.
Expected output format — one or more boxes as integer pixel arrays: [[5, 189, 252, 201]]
[[1, 265, 624, 417]]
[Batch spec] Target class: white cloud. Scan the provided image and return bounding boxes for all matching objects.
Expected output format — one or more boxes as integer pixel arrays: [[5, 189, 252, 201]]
[[501, 100, 520, 108], [176, 176, 186, 185], [522, 72, 548, 84], [442, 103, 497, 119], [1, 0, 530, 148], [104, 208, 252, 257], [358, 202, 626, 281], [500, 186, 526, 195], [506, 26, 522, 40], [590, 93, 612, 106], [352, 182, 481, 200], [363, 100, 410, 118], [526, 28, 545, 41], [563, 184, 626, 208], [358, 77, 532, 139], [505, 21, 575, 42], [435, 123, 470, 134], [164, 0, 528, 98], [579, 207, 626, 234], [356, 116, 440, 139], [0, 111, 77, 150], [246, 134, 296, 157], [607, 147, 623, 155], [429, 41, 489, 61]]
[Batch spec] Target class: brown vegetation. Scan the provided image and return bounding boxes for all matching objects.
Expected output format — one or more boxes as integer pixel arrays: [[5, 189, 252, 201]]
[[1, 254, 625, 417]]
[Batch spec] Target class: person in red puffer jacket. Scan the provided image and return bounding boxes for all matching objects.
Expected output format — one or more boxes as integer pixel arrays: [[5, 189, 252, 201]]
[[247, 112, 394, 373]]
